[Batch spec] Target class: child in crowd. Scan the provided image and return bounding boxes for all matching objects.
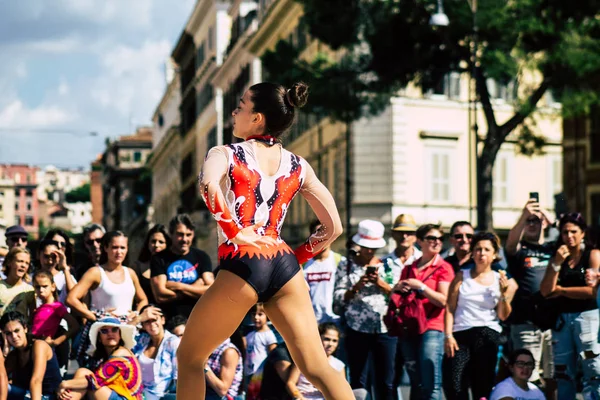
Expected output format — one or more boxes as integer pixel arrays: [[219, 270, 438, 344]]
[[490, 349, 546, 400], [286, 323, 366, 400], [30, 270, 79, 367], [243, 303, 278, 378]]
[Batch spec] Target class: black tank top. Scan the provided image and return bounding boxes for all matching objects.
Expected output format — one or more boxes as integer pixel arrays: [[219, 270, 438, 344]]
[[558, 247, 597, 313], [13, 342, 62, 395]]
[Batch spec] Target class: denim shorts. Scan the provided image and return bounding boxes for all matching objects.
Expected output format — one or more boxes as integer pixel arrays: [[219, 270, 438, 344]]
[[108, 391, 128, 400]]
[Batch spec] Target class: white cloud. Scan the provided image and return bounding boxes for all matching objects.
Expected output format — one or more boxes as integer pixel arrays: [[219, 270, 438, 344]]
[[22, 35, 83, 54], [58, 80, 69, 96], [0, 100, 74, 128]]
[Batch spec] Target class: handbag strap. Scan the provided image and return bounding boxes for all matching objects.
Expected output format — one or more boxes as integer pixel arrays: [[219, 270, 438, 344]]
[[411, 254, 442, 283]]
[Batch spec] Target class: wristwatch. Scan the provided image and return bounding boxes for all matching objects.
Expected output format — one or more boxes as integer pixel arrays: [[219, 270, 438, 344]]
[[417, 284, 427, 293], [204, 366, 210, 374], [551, 262, 561, 272]]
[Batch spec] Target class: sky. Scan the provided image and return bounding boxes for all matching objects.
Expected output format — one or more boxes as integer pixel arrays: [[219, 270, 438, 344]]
[[0, 0, 196, 169]]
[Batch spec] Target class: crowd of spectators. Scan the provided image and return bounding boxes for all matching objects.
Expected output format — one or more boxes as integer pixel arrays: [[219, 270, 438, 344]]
[[0, 195, 597, 400]]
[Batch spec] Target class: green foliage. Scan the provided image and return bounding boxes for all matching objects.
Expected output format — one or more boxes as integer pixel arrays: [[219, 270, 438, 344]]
[[65, 183, 91, 203]]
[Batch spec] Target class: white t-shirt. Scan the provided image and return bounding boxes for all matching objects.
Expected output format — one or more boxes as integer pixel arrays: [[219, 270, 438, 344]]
[[490, 377, 546, 400], [303, 252, 344, 323], [297, 356, 345, 399], [244, 329, 278, 376]]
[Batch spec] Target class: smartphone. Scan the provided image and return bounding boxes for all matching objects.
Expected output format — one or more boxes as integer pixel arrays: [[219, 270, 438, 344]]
[[366, 266, 378, 275], [529, 192, 539, 202]]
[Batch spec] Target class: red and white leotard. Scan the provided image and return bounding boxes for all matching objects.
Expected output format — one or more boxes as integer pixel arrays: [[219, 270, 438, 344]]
[[198, 139, 342, 263]]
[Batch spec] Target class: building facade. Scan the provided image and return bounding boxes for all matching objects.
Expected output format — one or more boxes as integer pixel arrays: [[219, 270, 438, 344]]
[[0, 164, 40, 238], [152, 0, 564, 258], [90, 155, 103, 224], [37, 165, 90, 204], [150, 59, 182, 226], [0, 179, 16, 246], [100, 127, 153, 233], [563, 108, 600, 227]]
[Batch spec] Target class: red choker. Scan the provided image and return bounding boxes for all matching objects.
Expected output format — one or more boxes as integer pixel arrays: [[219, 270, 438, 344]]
[[246, 135, 279, 146]]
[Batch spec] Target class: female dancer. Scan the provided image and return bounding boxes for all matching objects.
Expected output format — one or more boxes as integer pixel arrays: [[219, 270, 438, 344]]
[[179, 82, 354, 400]]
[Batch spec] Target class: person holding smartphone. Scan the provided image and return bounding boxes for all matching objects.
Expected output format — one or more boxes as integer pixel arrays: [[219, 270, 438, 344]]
[[333, 219, 400, 400], [505, 193, 556, 397]]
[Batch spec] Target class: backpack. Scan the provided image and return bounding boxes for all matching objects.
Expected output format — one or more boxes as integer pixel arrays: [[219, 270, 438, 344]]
[[384, 260, 441, 337]]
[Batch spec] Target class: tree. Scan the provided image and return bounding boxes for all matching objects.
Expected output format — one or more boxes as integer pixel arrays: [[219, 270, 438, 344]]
[[65, 183, 91, 203], [263, 0, 600, 230]]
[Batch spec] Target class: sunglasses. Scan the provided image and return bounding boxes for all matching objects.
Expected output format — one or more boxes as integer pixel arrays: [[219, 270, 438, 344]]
[[424, 235, 443, 242], [86, 238, 103, 246], [9, 236, 27, 243], [453, 233, 473, 240], [514, 361, 535, 368], [99, 327, 120, 335]]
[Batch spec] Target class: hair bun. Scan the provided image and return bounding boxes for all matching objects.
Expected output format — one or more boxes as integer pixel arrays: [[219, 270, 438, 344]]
[[286, 82, 309, 109]]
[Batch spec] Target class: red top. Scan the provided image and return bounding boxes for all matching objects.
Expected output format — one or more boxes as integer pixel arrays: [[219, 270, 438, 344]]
[[400, 255, 455, 332]]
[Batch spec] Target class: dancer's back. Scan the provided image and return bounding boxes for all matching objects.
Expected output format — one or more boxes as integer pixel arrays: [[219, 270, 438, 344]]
[[201, 139, 338, 264]]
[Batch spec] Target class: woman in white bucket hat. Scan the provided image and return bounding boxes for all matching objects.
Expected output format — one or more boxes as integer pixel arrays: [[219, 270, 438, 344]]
[[334, 219, 400, 400], [57, 317, 143, 400]]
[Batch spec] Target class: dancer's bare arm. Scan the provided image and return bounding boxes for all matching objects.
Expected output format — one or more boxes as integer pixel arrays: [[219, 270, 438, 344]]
[[294, 162, 343, 264]]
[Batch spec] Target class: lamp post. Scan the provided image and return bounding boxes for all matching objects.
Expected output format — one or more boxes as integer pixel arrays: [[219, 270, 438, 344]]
[[431, 0, 479, 226]]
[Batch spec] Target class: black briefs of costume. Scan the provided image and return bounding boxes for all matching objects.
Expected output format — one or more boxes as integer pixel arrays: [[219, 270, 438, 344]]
[[217, 251, 301, 302]]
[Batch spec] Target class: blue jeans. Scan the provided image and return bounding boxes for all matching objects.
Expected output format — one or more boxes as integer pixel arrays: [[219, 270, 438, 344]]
[[553, 309, 600, 400], [400, 330, 444, 400], [345, 328, 398, 400], [8, 385, 55, 400]]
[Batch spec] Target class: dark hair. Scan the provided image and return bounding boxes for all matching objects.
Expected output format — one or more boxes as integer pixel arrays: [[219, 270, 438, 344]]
[[471, 232, 502, 259], [416, 224, 443, 241], [508, 348, 535, 366], [138, 224, 171, 263], [83, 223, 106, 240], [0, 310, 29, 331], [93, 333, 125, 363], [450, 221, 473, 236], [33, 270, 59, 301], [309, 219, 322, 235], [99, 231, 128, 265], [249, 82, 308, 138], [251, 303, 266, 315], [318, 322, 341, 337], [556, 212, 593, 249], [38, 239, 59, 254], [166, 315, 188, 332], [0, 311, 31, 349], [43, 229, 74, 266], [168, 214, 195, 235]]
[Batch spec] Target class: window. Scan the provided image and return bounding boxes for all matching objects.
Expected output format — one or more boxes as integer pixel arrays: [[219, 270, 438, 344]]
[[487, 79, 517, 103], [426, 147, 453, 203], [493, 153, 511, 206], [26, 202, 31, 211], [158, 114, 164, 127], [26, 190, 33, 197], [134, 151, 142, 163], [26, 174, 31, 183], [207, 126, 217, 153], [180, 153, 194, 183], [208, 26, 215, 51], [0, 203, 3, 211], [591, 193, 600, 227], [14, 216, 19, 225], [428, 73, 460, 99], [15, 203, 18, 211], [548, 155, 563, 204], [0, 191, 3, 196], [196, 85, 214, 117], [196, 42, 206, 69], [25, 215, 33, 226]]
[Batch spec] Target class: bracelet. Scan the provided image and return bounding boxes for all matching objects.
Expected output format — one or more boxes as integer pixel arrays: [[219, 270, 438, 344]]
[[445, 334, 453, 339], [500, 296, 507, 302], [551, 262, 561, 272]]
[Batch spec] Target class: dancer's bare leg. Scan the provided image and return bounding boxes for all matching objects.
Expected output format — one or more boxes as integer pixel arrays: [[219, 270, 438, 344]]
[[177, 270, 258, 400], [264, 272, 355, 400]]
